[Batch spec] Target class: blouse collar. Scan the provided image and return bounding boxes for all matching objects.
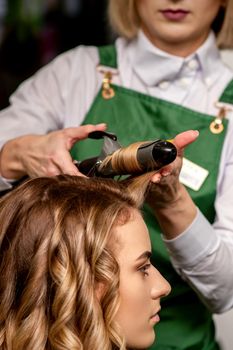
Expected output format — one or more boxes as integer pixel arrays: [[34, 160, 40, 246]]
[[129, 30, 222, 88]]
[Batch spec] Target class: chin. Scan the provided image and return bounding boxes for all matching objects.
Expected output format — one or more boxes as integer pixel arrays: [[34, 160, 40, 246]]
[[146, 332, 156, 348], [127, 332, 155, 349]]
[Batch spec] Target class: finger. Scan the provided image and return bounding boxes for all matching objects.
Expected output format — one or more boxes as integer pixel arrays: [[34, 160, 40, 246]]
[[160, 168, 172, 177], [173, 130, 199, 150], [158, 156, 183, 177], [150, 173, 162, 183], [65, 123, 107, 147], [54, 152, 85, 176]]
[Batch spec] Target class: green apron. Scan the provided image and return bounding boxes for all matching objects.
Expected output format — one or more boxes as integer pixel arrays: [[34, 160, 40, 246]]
[[72, 45, 232, 350]]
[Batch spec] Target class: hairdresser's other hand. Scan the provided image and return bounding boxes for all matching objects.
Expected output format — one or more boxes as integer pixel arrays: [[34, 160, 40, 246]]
[[147, 130, 199, 239], [0, 123, 107, 180], [150, 129, 199, 199]]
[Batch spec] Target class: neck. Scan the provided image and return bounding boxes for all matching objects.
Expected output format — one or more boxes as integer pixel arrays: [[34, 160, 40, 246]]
[[142, 29, 209, 58]]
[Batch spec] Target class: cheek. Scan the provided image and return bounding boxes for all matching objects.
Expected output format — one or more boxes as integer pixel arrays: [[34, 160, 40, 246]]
[[136, 0, 152, 23], [120, 281, 149, 312], [115, 276, 152, 330], [115, 287, 155, 349], [198, 1, 222, 26]]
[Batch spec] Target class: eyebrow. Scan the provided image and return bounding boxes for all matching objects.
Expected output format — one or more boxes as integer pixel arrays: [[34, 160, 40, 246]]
[[136, 251, 152, 261]]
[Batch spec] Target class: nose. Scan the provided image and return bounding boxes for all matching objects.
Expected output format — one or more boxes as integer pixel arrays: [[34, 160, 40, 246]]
[[151, 267, 171, 299]]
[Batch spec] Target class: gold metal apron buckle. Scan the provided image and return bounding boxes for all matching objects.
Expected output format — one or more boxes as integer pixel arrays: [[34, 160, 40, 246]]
[[97, 65, 119, 100], [210, 103, 231, 134], [102, 71, 115, 99]]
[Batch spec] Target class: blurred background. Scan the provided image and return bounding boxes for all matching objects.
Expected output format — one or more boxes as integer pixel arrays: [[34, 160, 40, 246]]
[[0, 0, 112, 110]]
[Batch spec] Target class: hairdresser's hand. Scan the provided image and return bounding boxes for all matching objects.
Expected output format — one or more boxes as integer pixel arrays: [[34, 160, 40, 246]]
[[0, 123, 107, 180], [149, 129, 199, 203], [147, 130, 199, 239]]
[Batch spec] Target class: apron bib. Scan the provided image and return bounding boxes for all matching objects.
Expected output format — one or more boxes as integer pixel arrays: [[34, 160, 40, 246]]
[[71, 45, 231, 350]]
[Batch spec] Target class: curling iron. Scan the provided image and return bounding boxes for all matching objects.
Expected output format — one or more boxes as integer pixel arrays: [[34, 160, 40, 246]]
[[75, 131, 177, 177]]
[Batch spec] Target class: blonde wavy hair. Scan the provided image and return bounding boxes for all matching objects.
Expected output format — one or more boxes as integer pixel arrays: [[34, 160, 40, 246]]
[[0, 174, 153, 350], [108, 0, 233, 48]]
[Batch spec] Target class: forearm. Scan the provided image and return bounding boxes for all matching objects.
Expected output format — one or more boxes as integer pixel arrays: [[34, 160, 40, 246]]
[[163, 209, 233, 313]]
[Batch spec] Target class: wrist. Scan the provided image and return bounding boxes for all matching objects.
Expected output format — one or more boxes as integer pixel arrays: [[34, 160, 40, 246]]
[[0, 138, 27, 180], [150, 184, 197, 239], [147, 181, 184, 210]]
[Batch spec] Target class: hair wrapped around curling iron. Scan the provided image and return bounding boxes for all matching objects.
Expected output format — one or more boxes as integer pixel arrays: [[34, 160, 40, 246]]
[[77, 137, 177, 178], [98, 139, 178, 176]]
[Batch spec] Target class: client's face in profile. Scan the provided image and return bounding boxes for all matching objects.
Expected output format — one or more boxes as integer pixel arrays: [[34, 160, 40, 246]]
[[114, 210, 171, 349]]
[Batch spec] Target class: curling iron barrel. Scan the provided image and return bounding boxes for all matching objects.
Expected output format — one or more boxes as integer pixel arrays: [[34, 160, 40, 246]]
[[137, 140, 177, 171], [76, 131, 177, 177]]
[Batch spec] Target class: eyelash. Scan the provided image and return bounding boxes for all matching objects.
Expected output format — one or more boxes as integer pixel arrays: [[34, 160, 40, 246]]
[[139, 263, 151, 277]]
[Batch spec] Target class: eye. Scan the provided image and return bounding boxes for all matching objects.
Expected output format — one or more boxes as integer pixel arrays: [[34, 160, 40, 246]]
[[139, 263, 151, 277]]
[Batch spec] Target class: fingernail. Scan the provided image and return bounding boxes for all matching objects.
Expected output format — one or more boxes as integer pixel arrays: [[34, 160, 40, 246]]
[[161, 171, 170, 177], [151, 174, 161, 183], [96, 123, 107, 128]]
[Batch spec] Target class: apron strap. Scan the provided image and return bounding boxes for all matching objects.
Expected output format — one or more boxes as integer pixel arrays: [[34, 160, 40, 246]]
[[98, 45, 117, 68], [219, 79, 233, 104]]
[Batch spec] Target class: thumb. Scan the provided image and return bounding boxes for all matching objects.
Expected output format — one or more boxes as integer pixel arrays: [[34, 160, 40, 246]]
[[173, 130, 199, 150], [65, 123, 107, 148]]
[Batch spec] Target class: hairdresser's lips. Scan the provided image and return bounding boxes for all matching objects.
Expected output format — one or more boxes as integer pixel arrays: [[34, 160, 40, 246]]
[[160, 9, 190, 21]]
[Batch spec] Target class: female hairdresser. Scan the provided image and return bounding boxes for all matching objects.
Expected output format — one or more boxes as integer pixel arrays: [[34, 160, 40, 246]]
[[0, 0, 233, 349], [0, 174, 171, 350]]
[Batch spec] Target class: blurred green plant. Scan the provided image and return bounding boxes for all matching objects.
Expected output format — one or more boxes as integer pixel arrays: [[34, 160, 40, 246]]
[[5, 0, 45, 40]]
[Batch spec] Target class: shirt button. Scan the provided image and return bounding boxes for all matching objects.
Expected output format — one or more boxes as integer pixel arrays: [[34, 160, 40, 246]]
[[158, 81, 169, 90], [187, 59, 198, 70], [179, 77, 190, 86], [205, 77, 212, 86]]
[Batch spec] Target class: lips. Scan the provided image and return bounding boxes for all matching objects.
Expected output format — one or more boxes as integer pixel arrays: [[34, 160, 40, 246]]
[[150, 308, 161, 320], [160, 9, 189, 21], [150, 312, 160, 324]]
